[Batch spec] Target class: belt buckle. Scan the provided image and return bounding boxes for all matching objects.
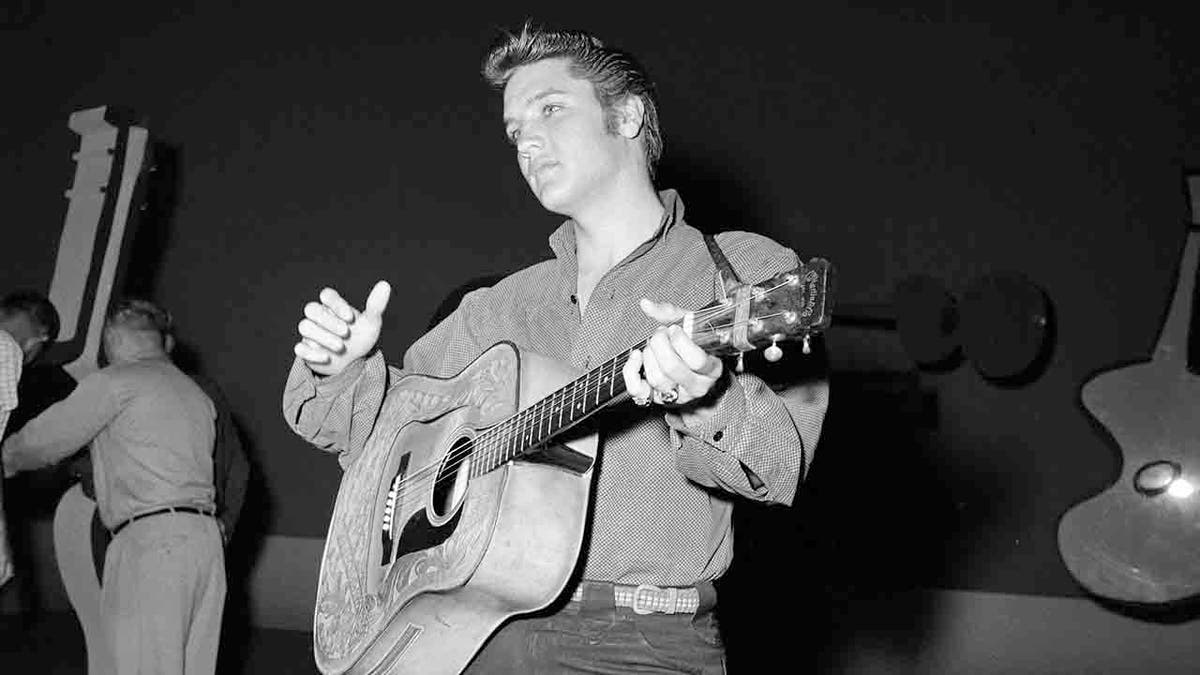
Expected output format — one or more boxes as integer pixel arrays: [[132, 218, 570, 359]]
[[632, 584, 679, 615]]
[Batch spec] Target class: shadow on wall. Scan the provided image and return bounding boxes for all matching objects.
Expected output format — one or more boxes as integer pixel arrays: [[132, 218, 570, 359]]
[[122, 139, 183, 300], [719, 348, 953, 673], [171, 339, 275, 675]]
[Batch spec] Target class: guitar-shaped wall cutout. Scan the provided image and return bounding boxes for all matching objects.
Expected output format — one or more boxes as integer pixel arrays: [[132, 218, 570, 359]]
[[313, 261, 832, 675], [47, 106, 153, 675], [1058, 173, 1200, 605]]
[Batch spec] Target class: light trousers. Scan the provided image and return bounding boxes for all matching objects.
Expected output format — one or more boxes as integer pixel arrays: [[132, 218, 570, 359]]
[[101, 511, 225, 675]]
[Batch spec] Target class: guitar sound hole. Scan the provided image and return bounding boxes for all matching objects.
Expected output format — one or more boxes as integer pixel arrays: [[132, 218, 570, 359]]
[[430, 436, 473, 522]]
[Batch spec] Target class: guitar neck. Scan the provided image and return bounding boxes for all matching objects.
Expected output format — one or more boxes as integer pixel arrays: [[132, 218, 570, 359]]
[[466, 258, 833, 476], [1153, 228, 1200, 367], [469, 342, 641, 477]]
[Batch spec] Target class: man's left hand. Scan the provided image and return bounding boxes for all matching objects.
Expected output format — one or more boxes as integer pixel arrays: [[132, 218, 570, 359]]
[[622, 298, 723, 407]]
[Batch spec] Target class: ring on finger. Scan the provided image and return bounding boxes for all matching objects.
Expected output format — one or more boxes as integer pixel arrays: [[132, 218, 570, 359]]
[[657, 386, 680, 404]]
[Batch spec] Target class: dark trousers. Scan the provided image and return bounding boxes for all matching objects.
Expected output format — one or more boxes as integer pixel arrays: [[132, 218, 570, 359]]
[[464, 581, 724, 674]]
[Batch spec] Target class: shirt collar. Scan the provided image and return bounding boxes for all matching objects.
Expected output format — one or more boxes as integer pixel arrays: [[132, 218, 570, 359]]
[[547, 188, 685, 262]]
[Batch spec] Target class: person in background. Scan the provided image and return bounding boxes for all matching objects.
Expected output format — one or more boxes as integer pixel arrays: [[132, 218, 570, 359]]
[[0, 290, 63, 589], [2, 299, 226, 675]]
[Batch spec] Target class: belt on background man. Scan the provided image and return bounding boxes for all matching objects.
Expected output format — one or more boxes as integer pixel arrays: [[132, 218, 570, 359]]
[[111, 505, 215, 535], [570, 580, 710, 615]]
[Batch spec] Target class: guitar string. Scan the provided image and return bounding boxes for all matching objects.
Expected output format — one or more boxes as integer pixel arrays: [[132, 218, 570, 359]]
[[459, 276, 801, 485], [381, 278, 804, 509], [486, 307, 799, 483], [382, 282, 805, 512], [380, 298, 746, 507], [386, 291, 806, 512]]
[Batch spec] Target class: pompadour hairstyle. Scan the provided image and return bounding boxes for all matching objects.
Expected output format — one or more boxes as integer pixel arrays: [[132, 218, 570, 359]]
[[481, 20, 663, 175]]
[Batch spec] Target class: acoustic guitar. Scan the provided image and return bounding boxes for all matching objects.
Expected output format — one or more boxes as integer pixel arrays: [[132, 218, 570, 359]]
[[1058, 174, 1200, 604], [312, 260, 833, 674]]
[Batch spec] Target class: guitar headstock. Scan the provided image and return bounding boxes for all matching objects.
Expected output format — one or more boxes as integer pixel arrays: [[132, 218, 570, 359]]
[[689, 258, 834, 360]]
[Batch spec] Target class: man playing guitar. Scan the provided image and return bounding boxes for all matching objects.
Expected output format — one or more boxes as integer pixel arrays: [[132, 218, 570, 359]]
[[284, 21, 829, 674]]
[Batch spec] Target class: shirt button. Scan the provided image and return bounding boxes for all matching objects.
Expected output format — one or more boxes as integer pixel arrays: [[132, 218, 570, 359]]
[[713, 431, 724, 442]]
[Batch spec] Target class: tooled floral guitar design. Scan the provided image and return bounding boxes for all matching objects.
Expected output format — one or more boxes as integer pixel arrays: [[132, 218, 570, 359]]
[[312, 259, 834, 675]]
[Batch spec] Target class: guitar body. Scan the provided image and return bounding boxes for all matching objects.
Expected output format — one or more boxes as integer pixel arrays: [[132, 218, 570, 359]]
[[52, 484, 114, 675], [1058, 229, 1200, 604], [315, 342, 598, 675]]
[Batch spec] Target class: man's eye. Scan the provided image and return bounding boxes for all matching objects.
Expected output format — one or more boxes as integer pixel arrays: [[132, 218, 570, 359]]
[[543, 103, 562, 116]]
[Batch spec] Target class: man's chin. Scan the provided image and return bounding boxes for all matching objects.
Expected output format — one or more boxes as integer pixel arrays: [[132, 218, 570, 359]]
[[532, 184, 571, 215]]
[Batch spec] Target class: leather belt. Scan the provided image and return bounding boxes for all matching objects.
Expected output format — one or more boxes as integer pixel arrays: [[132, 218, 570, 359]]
[[111, 506, 215, 535], [570, 582, 702, 615]]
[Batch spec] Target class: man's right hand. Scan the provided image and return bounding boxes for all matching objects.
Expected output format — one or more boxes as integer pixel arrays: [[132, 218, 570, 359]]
[[293, 281, 391, 377]]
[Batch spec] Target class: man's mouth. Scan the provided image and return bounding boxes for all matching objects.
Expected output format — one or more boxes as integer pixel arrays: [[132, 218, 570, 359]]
[[530, 160, 558, 180]]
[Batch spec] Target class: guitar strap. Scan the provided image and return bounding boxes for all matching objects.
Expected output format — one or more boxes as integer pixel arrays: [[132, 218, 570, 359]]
[[703, 232, 759, 364], [702, 232, 743, 291]]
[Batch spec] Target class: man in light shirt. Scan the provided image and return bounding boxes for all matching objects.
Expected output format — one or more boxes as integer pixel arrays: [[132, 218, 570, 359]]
[[3, 299, 224, 675]]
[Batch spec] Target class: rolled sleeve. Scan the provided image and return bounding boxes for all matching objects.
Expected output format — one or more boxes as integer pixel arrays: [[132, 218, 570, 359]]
[[282, 353, 390, 468], [667, 367, 828, 506], [2, 372, 119, 475]]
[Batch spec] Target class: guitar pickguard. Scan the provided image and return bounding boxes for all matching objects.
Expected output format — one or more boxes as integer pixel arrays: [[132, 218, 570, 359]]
[[389, 498, 462, 563]]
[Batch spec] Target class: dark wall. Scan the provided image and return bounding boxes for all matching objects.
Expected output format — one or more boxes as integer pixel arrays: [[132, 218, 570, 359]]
[[1, 2, 1195, 600]]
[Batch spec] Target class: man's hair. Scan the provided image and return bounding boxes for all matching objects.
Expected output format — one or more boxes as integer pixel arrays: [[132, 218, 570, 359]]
[[0, 290, 61, 343], [481, 21, 663, 175], [107, 298, 173, 342]]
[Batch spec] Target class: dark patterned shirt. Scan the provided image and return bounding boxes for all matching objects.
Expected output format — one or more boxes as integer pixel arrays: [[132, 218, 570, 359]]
[[283, 190, 828, 586]]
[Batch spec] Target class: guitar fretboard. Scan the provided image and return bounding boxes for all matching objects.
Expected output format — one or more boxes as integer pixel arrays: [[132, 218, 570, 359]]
[[468, 340, 645, 477]]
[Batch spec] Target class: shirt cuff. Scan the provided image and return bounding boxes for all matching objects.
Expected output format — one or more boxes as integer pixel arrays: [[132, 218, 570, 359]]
[[286, 355, 369, 405], [664, 372, 745, 449], [313, 356, 369, 396]]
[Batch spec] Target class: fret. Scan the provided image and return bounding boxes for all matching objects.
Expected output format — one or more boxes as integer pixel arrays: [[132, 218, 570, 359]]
[[506, 416, 517, 463], [574, 376, 586, 416], [593, 364, 602, 408], [540, 391, 549, 439], [537, 397, 550, 444], [530, 403, 541, 448], [556, 385, 565, 429]]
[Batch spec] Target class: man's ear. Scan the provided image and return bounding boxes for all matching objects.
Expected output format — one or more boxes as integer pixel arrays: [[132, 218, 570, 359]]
[[614, 95, 646, 140], [22, 335, 47, 365], [164, 333, 176, 355]]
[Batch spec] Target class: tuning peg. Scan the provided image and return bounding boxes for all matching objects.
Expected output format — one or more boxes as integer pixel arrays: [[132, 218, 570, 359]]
[[765, 338, 783, 362]]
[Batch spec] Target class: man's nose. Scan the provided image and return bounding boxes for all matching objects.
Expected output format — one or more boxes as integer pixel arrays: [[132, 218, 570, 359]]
[[516, 121, 545, 155]]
